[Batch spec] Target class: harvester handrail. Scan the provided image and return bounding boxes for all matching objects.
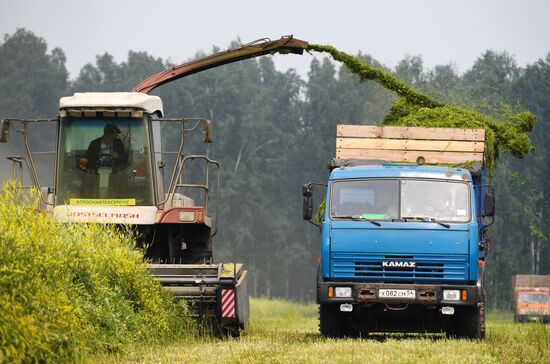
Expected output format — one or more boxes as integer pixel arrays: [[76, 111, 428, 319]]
[[2, 118, 57, 206], [174, 155, 221, 237], [155, 118, 210, 205]]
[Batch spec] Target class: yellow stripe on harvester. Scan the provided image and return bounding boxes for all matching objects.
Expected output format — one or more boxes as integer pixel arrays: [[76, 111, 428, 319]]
[[69, 198, 136, 206]]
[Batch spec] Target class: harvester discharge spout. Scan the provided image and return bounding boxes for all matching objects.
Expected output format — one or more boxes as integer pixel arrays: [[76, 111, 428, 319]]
[[132, 35, 309, 94]]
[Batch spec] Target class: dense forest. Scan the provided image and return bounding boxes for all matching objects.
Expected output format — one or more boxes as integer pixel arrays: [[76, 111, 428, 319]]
[[1, 29, 548, 309]]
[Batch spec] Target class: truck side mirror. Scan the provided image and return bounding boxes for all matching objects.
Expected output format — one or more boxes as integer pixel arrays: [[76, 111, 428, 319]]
[[202, 119, 213, 143], [302, 183, 313, 220], [0, 120, 10, 143], [483, 191, 495, 217], [302, 183, 312, 197]]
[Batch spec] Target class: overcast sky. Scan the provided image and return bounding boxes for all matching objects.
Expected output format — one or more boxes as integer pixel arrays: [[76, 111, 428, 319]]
[[1, 0, 549, 79]]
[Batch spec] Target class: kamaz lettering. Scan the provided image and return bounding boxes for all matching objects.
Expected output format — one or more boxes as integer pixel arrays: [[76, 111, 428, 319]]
[[382, 261, 416, 268]]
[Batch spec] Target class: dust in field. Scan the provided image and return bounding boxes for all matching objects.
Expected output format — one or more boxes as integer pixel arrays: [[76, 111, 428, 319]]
[[98, 298, 549, 364]]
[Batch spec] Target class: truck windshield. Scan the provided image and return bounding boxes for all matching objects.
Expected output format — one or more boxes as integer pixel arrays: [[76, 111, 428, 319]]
[[55, 117, 154, 206], [519, 293, 549, 303], [330, 179, 469, 222]]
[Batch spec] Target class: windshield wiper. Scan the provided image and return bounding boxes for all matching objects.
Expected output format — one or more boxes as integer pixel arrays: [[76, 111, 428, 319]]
[[402, 216, 450, 229], [333, 215, 381, 226]]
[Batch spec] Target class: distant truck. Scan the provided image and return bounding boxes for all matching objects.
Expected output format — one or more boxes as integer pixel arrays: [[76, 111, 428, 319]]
[[303, 125, 495, 339], [513, 275, 550, 323]]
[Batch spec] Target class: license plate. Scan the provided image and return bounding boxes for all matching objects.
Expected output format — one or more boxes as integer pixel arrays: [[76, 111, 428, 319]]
[[378, 289, 416, 299]]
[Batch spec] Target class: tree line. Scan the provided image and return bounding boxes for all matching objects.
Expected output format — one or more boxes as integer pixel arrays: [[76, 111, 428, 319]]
[[1, 29, 548, 308]]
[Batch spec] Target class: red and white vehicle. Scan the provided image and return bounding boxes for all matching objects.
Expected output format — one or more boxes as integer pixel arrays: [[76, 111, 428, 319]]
[[1, 36, 309, 335], [2, 91, 249, 335]]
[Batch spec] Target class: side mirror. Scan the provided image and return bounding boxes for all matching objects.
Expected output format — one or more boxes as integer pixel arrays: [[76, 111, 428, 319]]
[[483, 191, 495, 217], [302, 183, 313, 220], [302, 183, 312, 197], [0, 120, 10, 143], [202, 119, 213, 143], [303, 195, 313, 220]]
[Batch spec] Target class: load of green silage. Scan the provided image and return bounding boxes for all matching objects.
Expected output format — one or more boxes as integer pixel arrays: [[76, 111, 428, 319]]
[[307, 44, 536, 172], [0, 184, 195, 363]]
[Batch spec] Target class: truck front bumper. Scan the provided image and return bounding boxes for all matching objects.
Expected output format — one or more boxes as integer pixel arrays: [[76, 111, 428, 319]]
[[318, 281, 480, 306]]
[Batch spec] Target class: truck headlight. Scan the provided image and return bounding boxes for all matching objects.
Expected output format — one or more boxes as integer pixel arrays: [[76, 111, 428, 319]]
[[443, 290, 460, 301], [335, 287, 352, 298]]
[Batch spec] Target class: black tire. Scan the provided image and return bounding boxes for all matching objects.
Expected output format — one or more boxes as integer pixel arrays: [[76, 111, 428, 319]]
[[319, 303, 344, 338], [222, 327, 241, 338], [453, 303, 485, 340], [206, 318, 240, 338], [473, 302, 486, 340]]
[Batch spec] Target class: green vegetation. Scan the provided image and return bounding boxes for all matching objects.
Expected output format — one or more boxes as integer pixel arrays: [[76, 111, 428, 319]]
[[99, 298, 550, 363], [0, 185, 194, 363], [308, 44, 536, 171], [313, 198, 325, 225]]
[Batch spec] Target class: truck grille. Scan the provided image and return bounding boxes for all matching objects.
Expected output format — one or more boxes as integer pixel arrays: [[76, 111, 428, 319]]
[[332, 253, 468, 282]]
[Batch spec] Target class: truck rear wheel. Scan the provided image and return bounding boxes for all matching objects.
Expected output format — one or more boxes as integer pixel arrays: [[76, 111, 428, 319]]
[[319, 303, 344, 338]]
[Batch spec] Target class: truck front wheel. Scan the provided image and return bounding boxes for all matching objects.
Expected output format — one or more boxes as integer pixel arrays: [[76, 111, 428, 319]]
[[319, 303, 345, 338], [452, 303, 486, 340]]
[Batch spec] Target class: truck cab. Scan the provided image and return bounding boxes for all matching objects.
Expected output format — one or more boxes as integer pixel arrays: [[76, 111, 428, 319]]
[[304, 125, 494, 339], [515, 289, 550, 322]]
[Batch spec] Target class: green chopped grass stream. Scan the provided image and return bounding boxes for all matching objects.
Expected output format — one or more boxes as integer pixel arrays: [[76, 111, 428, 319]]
[[307, 44, 536, 172], [99, 298, 549, 363]]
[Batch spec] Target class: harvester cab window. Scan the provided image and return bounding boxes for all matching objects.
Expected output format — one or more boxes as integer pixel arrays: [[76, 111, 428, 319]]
[[56, 117, 154, 206]]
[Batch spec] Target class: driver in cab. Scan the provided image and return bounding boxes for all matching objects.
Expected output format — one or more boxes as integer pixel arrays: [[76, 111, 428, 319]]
[[79, 124, 128, 173]]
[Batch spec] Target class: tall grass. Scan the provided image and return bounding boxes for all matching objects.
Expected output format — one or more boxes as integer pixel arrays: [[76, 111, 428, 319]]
[[0, 184, 195, 362]]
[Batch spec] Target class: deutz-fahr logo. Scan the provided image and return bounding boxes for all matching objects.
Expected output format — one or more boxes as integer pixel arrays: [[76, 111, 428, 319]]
[[381, 261, 416, 269]]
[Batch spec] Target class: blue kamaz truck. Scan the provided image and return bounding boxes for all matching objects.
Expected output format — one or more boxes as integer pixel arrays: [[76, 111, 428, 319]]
[[303, 125, 494, 339]]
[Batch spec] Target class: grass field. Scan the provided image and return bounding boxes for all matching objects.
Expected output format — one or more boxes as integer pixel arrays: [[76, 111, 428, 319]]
[[98, 298, 549, 363]]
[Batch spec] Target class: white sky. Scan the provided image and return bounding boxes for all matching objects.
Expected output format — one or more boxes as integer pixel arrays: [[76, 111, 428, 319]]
[[1, 0, 549, 79]]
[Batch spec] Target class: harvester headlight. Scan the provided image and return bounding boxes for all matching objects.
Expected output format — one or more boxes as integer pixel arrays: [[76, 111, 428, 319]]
[[443, 290, 460, 301], [179, 211, 196, 222], [335, 287, 352, 298]]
